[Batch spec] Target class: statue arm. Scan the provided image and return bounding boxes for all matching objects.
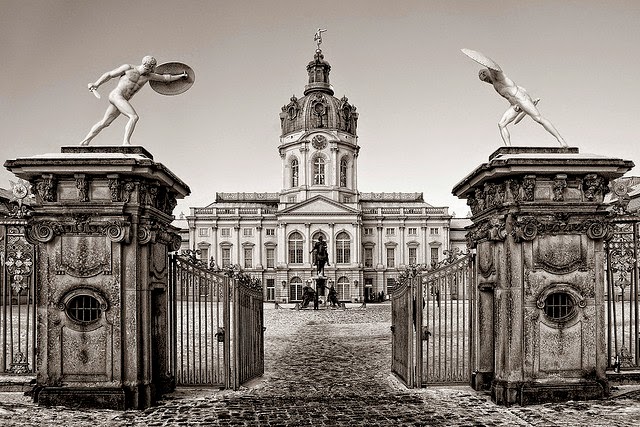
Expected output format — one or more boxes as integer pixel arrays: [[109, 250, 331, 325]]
[[148, 71, 188, 82], [91, 64, 130, 88]]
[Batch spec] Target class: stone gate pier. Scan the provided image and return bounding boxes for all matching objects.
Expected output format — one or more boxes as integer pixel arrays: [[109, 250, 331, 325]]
[[4, 146, 190, 409], [453, 147, 633, 406]]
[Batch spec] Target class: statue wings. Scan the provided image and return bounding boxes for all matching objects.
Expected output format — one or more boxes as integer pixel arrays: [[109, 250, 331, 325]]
[[461, 49, 502, 72]]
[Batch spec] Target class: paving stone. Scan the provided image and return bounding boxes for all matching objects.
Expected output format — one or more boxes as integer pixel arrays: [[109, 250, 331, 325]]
[[0, 304, 639, 426]]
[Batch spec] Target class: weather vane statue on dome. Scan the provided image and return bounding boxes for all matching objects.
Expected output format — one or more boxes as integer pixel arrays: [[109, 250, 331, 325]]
[[461, 48, 567, 147], [314, 28, 327, 51]]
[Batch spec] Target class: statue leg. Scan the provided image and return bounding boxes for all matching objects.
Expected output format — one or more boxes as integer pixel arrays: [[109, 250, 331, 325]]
[[518, 101, 567, 147], [498, 107, 518, 146], [79, 105, 120, 146], [111, 97, 139, 145], [532, 116, 567, 147]]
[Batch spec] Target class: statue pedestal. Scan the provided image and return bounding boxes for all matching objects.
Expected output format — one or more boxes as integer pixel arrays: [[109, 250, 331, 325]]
[[4, 146, 190, 409], [453, 147, 634, 406]]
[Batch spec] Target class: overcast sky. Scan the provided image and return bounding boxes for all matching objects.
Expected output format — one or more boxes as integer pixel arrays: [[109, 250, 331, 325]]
[[2, 0, 639, 217]]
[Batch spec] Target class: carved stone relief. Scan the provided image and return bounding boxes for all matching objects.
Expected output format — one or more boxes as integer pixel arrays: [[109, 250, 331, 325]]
[[55, 235, 112, 277], [552, 174, 567, 202], [35, 175, 56, 202], [75, 176, 89, 202], [534, 235, 586, 274], [583, 173, 606, 202]]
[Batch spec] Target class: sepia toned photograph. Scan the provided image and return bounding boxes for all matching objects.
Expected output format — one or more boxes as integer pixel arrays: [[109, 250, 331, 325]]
[[0, 1, 639, 425]]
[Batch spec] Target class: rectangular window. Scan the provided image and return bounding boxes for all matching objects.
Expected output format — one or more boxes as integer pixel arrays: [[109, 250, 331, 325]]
[[199, 248, 209, 261], [289, 242, 303, 264], [288, 196, 296, 203], [386, 277, 396, 295], [243, 228, 253, 237], [431, 247, 439, 266], [386, 228, 395, 236], [408, 227, 417, 235], [430, 227, 439, 235], [386, 247, 395, 268], [198, 227, 209, 237], [244, 247, 253, 268], [408, 247, 417, 265], [266, 278, 275, 301], [343, 196, 352, 203], [364, 247, 373, 268], [222, 248, 231, 267], [266, 228, 275, 237], [266, 248, 275, 268], [336, 241, 351, 264], [221, 228, 231, 237], [364, 228, 374, 236]]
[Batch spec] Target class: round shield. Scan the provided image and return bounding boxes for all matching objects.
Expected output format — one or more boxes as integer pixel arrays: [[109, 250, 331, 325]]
[[461, 49, 502, 72], [149, 62, 195, 96]]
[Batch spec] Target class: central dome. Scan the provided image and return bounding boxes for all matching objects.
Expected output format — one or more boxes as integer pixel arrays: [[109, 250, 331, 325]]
[[279, 49, 358, 137]]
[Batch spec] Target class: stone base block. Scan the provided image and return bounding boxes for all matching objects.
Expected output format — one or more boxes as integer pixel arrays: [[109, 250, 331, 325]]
[[36, 387, 126, 410], [471, 371, 493, 391], [607, 370, 640, 385], [491, 379, 607, 406]]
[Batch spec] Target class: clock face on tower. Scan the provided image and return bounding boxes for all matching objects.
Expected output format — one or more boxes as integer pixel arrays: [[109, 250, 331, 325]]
[[311, 135, 327, 150]]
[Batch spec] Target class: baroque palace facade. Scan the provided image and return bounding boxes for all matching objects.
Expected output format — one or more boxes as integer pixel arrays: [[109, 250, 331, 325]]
[[183, 47, 465, 303]]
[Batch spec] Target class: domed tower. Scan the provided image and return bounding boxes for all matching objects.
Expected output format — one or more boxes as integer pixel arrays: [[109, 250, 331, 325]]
[[278, 46, 360, 206]]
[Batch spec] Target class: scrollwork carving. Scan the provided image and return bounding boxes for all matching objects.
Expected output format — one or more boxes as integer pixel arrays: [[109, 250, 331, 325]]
[[137, 225, 153, 245], [513, 214, 610, 242]]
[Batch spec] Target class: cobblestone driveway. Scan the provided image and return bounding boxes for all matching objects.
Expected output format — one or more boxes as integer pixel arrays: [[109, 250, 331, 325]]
[[0, 303, 639, 426]]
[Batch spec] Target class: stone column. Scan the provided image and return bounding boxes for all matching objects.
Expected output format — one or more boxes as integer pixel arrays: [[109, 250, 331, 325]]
[[453, 147, 633, 406], [256, 225, 263, 269], [5, 146, 190, 410]]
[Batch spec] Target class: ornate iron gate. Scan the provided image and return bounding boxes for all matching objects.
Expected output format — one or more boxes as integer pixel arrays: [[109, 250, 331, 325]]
[[168, 253, 264, 388], [391, 250, 474, 388], [0, 221, 36, 375], [231, 280, 264, 388], [391, 275, 421, 387], [421, 253, 474, 385], [606, 216, 640, 370]]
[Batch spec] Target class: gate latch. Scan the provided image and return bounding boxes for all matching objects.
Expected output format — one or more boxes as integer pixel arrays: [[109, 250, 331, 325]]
[[215, 327, 225, 343]]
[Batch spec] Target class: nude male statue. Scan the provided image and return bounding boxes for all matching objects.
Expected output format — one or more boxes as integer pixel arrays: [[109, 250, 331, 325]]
[[80, 56, 188, 146], [462, 49, 567, 147]]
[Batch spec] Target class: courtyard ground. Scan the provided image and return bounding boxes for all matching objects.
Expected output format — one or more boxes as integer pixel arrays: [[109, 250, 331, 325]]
[[0, 303, 639, 426]]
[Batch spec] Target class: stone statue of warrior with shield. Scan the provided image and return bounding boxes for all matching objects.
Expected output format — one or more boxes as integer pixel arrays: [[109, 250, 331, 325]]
[[79, 55, 195, 146], [461, 49, 567, 147]]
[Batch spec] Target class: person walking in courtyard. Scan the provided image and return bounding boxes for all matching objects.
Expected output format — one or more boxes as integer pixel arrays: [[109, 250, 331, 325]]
[[80, 56, 189, 146]]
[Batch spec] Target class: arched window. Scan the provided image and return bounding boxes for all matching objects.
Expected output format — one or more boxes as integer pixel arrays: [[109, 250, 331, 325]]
[[313, 157, 325, 185], [336, 232, 351, 264], [288, 232, 304, 264], [291, 158, 299, 187], [290, 277, 303, 301], [337, 276, 351, 301], [340, 158, 348, 187]]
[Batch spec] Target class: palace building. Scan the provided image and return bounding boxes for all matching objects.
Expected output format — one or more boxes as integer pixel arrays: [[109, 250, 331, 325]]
[[182, 46, 466, 303]]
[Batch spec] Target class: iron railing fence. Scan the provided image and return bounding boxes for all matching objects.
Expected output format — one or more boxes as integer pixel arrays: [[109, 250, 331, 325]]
[[0, 222, 37, 375], [605, 218, 640, 370]]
